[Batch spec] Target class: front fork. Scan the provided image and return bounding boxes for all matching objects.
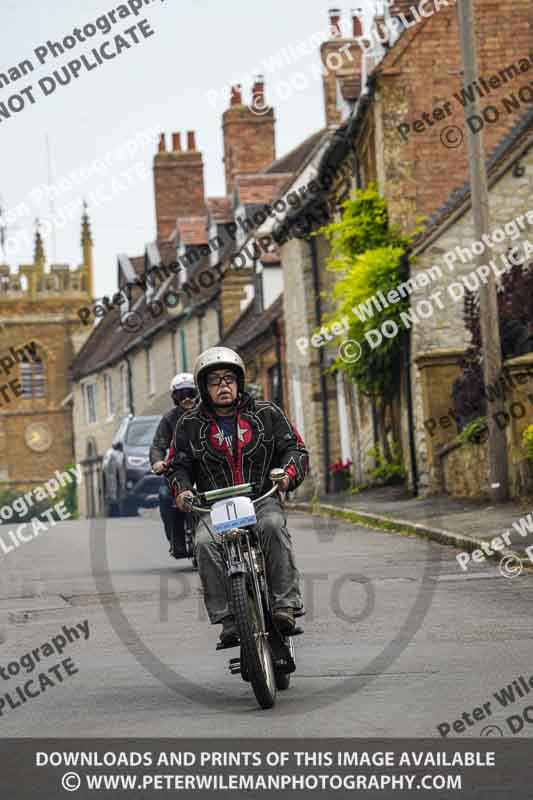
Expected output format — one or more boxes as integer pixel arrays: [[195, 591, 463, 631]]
[[224, 533, 268, 636]]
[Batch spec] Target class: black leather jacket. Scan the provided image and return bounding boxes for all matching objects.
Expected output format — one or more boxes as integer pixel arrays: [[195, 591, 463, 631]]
[[149, 406, 184, 465], [166, 393, 309, 499]]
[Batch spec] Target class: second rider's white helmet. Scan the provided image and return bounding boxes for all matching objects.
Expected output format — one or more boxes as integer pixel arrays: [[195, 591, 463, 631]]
[[170, 373, 196, 395]]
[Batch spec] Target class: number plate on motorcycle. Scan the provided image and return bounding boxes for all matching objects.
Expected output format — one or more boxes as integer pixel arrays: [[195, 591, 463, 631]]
[[211, 496, 257, 533]]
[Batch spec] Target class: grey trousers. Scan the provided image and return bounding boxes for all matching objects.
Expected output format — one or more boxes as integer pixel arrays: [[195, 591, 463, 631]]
[[195, 496, 302, 624]]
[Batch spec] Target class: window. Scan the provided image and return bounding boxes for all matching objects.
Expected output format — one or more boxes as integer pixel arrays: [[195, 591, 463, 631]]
[[126, 418, 160, 447], [120, 364, 130, 413], [146, 347, 155, 395], [20, 357, 45, 398], [104, 373, 115, 419], [85, 383, 97, 425]]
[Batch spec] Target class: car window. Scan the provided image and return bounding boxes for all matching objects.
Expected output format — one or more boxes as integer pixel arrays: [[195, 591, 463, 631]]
[[125, 419, 160, 446]]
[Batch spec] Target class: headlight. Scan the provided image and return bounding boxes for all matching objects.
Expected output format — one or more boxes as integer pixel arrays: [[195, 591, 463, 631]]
[[127, 456, 148, 467]]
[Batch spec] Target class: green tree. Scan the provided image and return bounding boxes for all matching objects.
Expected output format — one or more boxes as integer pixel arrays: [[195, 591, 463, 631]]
[[318, 184, 413, 462]]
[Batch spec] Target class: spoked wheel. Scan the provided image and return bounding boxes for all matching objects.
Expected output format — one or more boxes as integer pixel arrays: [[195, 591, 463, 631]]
[[231, 573, 276, 709]]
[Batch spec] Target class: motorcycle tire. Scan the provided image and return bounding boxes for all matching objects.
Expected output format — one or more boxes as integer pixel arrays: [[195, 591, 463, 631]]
[[231, 573, 276, 710]]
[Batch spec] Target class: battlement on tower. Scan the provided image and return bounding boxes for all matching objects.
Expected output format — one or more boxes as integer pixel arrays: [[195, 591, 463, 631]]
[[0, 208, 93, 310], [0, 261, 90, 300]]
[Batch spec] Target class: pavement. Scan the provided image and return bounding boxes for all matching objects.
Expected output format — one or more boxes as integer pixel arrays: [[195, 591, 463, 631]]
[[1, 510, 533, 738], [290, 485, 533, 573]]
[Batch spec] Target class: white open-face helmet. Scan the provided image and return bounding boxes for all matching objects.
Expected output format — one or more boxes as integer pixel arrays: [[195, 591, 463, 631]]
[[194, 347, 245, 403], [170, 373, 196, 394]]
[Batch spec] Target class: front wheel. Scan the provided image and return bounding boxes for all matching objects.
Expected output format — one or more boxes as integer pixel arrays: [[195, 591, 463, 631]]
[[231, 573, 276, 709]]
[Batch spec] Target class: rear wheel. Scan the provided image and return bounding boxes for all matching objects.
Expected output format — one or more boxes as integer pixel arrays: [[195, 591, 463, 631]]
[[231, 573, 276, 709]]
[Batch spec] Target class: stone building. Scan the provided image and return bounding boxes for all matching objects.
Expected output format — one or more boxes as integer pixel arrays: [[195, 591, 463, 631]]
[[70, 239, 221, 518], [0, 212, 93, 497], [409, 107, 533, 497], [70, 79, 299, 516]]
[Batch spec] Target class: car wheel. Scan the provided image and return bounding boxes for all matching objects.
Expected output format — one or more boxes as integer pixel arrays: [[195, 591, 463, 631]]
[[105, 497, 120, 517], [119, 496, 138, 517], [103, 480, 119, 518]]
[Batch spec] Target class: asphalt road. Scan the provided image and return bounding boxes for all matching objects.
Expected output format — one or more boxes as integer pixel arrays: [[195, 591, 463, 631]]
[[1, 509, 533, 738]]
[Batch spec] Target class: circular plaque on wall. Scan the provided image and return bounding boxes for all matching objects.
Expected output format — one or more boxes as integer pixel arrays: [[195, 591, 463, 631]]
[[25, 422, 53, 452]]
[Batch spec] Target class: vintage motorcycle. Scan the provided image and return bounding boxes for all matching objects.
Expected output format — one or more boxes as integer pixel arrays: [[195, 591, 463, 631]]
[[186, 468, 302, 710]]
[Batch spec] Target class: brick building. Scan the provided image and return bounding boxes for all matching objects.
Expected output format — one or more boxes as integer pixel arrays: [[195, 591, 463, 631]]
[[0, 212, 93, 497], [258, 1, 533, 495]]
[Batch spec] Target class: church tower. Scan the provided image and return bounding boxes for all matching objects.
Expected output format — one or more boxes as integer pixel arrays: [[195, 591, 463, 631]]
[[0, 212, 94, 495]]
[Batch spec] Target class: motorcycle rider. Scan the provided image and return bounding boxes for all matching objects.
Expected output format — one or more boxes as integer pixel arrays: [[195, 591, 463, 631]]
[[150, 373, 198, 556], [166, 347, 309, 646]]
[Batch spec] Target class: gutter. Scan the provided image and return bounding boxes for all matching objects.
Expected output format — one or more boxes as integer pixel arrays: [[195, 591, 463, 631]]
[[71, 291, 219, 382]]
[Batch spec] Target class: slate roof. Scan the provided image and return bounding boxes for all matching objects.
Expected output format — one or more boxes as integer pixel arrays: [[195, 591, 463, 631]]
[[71, 247, 217, 381], [220, 294, 283, 352], [263, 129, 327, 175]]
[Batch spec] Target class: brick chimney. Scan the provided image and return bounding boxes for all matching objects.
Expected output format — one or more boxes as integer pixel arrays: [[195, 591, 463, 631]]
[[222, 78, 276, 194], [153, 130, 205, 242], [320, 10, 363, 126]]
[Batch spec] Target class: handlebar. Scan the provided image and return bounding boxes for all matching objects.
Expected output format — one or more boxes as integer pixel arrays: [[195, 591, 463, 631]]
[[183, 469, 287, 514]]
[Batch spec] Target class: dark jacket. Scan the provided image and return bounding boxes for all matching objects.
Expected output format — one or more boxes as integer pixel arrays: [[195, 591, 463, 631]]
[[149, 406, 184, 465], [166, 393, 309, 498]]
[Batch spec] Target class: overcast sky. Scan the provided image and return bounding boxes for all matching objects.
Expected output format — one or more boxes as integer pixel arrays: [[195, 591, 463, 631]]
[[0, 0, 375, 298]]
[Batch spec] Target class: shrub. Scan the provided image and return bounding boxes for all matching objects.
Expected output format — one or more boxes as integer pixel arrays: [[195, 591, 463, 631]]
[[457, 416, 488, 446], [367, 442, 405, 486]]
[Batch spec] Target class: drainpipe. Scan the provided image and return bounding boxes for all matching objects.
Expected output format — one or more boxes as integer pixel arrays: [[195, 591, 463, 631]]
[[125, 355, 135, 416], [309, 236, 331, 495], [272, 319, 284, 409]]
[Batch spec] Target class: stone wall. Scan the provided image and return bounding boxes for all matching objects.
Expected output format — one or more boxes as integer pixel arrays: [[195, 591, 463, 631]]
[[440, 440, 490, 500], [410, 144, 533, 492]]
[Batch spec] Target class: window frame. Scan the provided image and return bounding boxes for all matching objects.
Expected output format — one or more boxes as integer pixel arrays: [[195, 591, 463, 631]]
[[19, 356, 45, 399], [146, 346, 155, 396], [104, 373, 115, 420], [120, 363, 130, 414], [85, 382, 98, 425]]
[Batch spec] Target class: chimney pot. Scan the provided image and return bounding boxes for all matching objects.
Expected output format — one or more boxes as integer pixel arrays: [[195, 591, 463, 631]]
[[187, 131, 196, 151], [328, 7, 342, 37], [158, 133, 166, 153], [352, 8, 364, 37], [230, 84, 243, 106], [172, 132, 181, 152], [252, 75, 265, 104]]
